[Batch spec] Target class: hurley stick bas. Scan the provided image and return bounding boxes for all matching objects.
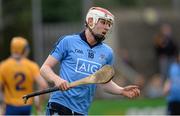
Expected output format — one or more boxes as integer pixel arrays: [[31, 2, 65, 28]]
[[22, 65, 115, 104]]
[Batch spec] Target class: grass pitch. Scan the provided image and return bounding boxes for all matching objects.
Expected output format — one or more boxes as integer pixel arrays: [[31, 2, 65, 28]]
[[32, 97, 166, 115], [88, 97, 166, 115]]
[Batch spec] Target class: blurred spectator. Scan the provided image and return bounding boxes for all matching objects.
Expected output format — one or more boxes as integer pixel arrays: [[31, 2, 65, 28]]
[[134, 74, 145, 90], [163, 53, 180, 115], [119, 48, 145, 88], [153, 23, 178, 82], [120, 48, 134, 68], [145, 74, 163, 98]]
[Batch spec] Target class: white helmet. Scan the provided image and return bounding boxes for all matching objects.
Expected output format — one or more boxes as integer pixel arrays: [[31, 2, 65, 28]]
[[86, 7, 114, 29]]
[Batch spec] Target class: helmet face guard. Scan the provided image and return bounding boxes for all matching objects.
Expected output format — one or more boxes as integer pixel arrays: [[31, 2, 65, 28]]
[[86, 7, 114, 29], [86, 7, 114, 43]]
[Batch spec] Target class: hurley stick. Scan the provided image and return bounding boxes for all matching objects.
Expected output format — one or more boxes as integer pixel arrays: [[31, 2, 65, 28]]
[[22, 65, 114, 104]]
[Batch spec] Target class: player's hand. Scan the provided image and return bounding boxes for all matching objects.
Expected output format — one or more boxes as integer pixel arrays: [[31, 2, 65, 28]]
[[121, 85, 140, 98], [54, 77, 70, 91]]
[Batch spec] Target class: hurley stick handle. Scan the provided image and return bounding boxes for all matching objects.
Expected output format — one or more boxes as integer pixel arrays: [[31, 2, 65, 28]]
[[22, 82, 80, 104], [22, 87, 59, 104]]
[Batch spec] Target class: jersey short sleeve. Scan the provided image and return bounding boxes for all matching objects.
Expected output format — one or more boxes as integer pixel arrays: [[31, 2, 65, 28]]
[[50, 36, 68, 61]]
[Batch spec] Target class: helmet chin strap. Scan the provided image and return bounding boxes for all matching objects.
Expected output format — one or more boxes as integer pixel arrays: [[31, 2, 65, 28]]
[[87, 25, 105, 43]]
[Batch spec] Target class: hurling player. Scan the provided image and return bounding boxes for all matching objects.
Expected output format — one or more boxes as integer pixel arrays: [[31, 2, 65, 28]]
[[0, 37, 48, 115]]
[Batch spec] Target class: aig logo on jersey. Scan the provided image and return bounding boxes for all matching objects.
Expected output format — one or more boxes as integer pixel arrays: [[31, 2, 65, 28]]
[[75, 58, 102, 75]]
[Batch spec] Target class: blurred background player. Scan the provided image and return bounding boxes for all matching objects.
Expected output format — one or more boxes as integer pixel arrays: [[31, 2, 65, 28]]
[[0, 37, 48, 115], [163, 52, 180, 115]]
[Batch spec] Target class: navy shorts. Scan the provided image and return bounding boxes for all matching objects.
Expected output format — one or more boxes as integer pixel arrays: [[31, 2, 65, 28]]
[[5, 104, 32, 115], [46, 102, 83, 115]]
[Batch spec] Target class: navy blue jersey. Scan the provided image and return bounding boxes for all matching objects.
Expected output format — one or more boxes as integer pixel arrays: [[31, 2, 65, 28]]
[[49, 31, 114, 114]]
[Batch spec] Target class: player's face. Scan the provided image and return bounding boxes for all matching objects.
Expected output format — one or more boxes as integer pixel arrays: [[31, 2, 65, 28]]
[[92, 19, 113, 36]]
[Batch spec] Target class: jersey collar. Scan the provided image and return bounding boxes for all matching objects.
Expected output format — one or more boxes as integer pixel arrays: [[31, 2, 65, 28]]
[[79, 31, 102, 48]]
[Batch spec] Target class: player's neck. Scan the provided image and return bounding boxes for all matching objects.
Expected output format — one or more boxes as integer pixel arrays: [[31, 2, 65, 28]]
[[85, 29, 97, 46], [11, 54, 24, 60]]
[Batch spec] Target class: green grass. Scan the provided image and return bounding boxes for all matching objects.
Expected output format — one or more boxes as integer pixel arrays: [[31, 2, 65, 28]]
[[32, 97, 166, 115], [88, 97, 166, 115]]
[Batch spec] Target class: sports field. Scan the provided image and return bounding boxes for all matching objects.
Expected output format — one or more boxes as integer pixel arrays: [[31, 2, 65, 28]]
[[32, 97, 166, 115], [88, 97, 166, 115]]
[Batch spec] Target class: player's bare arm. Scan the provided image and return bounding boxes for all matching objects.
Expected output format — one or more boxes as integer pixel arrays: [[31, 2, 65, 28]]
[[163, 79, 171, 95], [99, 80, 140, 98], [40, 55, 69, 91]]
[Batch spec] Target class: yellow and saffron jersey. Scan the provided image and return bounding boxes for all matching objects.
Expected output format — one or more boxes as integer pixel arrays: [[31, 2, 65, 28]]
[[0, 57, 40, 106]]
